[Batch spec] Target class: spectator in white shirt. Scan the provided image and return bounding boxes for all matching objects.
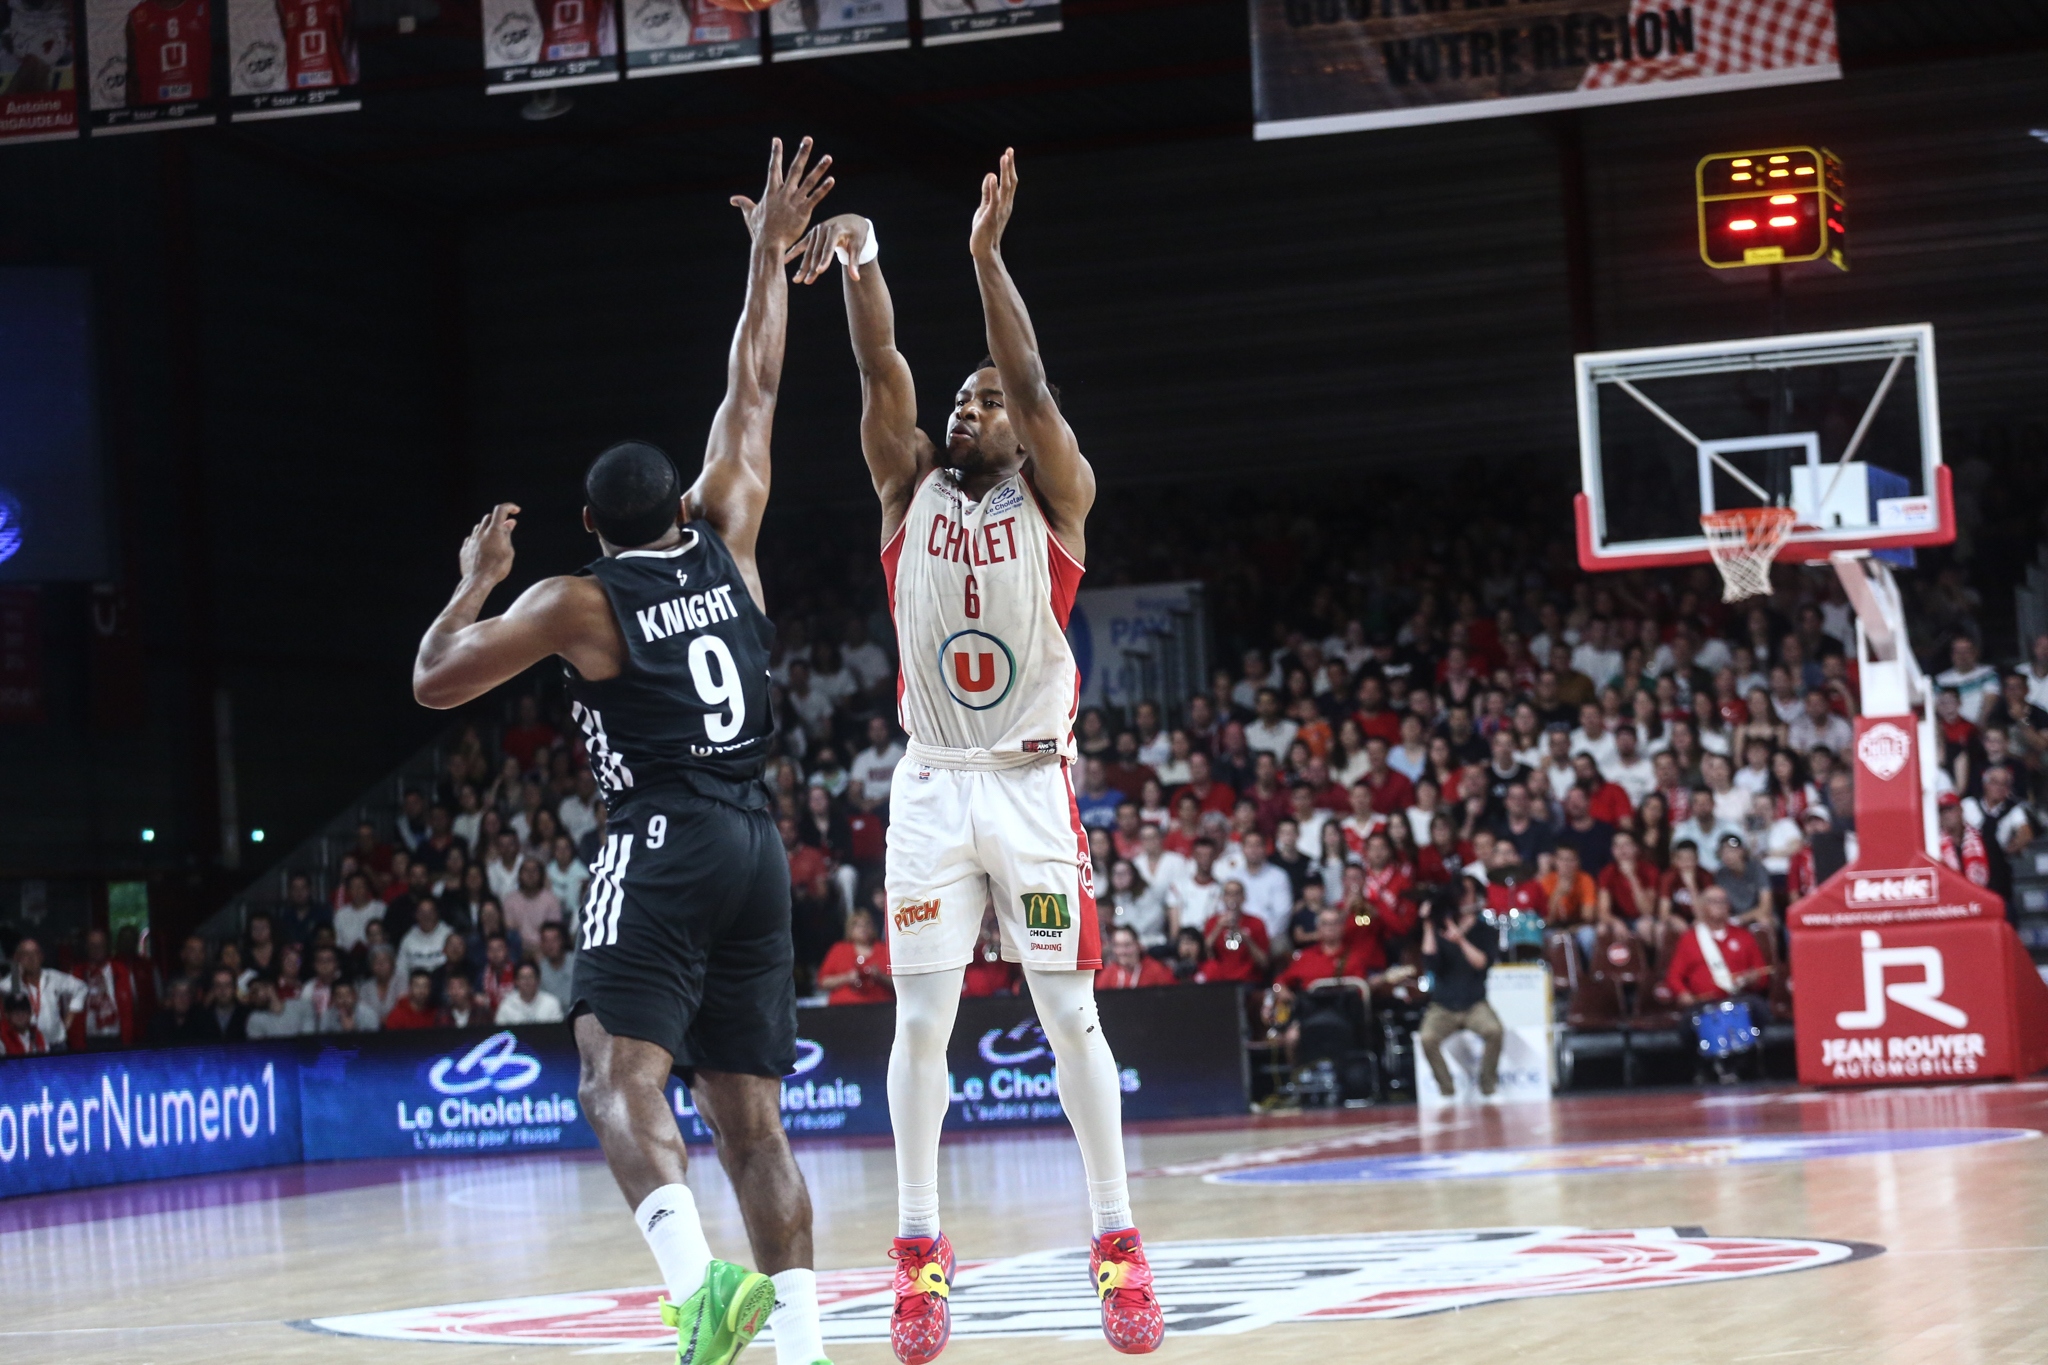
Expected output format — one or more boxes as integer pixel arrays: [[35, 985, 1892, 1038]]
[[1571, 617, 1624, 691], [1733, 736, 1774, 796], [1389, 712, 1430, 782], [534, 921, 578, 1008], [1132, 701, 1172, 768], [851, 716, 905, 807], [452, 783, 485, 853], [1132, 822, 1189, 903], [315, 980, 382, 1033], [545, 834, 589, 916], [808, 642, 862, 715], [1541, 726, 1577, 810], [2018, 633, 2048, 711], [1569, 703, 1619, 773], [1231, 649, 1277, 712], [839, 618, 894, 698], [557, 769, 601, 845], [1, 939, 84, 1052], [1787, 688, 1854, 757], [1152, 730, 1195, 787], [1169, 838, 1226, 932], [1934, 636, 2000, 724], [332, 872, 386, 954], [494, 961, 567, 1024], [359, 945, 406, 1020], [1242, 688, 1299, 761], [1226, 831, 1295, 942], [502, 859, 565, 947], [485, 830, 529, 902], [244, 979, 309, 1038], [1607, 723, 1657, 806], [782, 658, 838, 747], [1700, 754, 1752, 828], [397, 899, 454, 981]]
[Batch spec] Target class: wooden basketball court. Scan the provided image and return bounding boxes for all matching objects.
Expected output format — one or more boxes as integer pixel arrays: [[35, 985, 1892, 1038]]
[[6, 1083, 2046, 1365]]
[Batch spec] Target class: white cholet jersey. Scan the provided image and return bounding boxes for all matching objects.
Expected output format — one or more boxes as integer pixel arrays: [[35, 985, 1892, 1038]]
[[882, 468, 1083, 765]]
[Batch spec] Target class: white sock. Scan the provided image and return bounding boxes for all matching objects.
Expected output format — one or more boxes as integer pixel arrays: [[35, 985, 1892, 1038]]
[[1022, 968, 1139, 1238], [768, 1268, 823, 1365], [888, 968, 964, 1241], [635, 1184, 714, 1302]]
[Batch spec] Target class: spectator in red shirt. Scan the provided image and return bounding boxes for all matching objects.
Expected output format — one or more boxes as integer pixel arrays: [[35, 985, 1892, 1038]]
[[961, 908, 1019, 998], [1274, 906, 1383, 995], [1357, 831, 1418, 940], [1597, 830, 1660, 936], [1358, 738, 1416, 815], [784, 815, 836, 969], [1352, 675, 1402, 746], [500, 694, 558, 773], [1663, 887, 1770, 1006], [1, 993, 46, 1056], [383, 970, 442, 1030], [817, 908, 894, 1005], [1245, 752, 1291, 839], [1570, 752, 1633, 827], [1198, 882, 1271, 984], [1097, 925, 1176, 989], [1176, 751, 1239, 819]]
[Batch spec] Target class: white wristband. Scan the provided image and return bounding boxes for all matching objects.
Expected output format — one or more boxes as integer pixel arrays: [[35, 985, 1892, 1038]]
[[835, 218, 880, 268]]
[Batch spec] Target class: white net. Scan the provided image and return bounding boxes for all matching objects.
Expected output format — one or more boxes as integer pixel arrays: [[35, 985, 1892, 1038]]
[[1701, 507, 1797, 602]]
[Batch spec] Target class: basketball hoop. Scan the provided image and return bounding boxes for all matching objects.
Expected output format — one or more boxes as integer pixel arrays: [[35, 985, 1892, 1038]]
[[1701, 507, 1796, 602]]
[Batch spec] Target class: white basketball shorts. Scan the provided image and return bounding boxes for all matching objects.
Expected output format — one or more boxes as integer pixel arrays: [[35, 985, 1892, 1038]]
[[883, 755, 1101, 974]]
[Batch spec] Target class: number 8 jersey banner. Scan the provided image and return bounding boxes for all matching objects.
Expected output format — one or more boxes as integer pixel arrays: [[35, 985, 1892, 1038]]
[[482, 0, 621, 93], [84, 0, 220, 134], [227, 0, 357, 120]]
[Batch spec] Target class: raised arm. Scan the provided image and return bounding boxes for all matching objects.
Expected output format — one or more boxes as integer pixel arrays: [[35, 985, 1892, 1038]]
[[791, 212, 934, 545], [970, 148, 1094, 560], [688, 137, 835, 609], [412, 504, 618, 710]]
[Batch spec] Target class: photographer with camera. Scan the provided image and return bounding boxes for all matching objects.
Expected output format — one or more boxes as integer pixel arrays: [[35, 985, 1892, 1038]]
[[1417, 878, 1505, 1099]]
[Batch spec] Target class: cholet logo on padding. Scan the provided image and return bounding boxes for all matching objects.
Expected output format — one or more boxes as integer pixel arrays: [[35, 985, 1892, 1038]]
[[429, 1032, 544, 1096]]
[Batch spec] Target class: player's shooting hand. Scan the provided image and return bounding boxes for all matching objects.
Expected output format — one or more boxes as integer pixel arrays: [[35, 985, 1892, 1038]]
[[730, 136, 835, 254], [461, 503, 519, 587], [969, 147, 1018, 261], [788, 213, 871, 285]]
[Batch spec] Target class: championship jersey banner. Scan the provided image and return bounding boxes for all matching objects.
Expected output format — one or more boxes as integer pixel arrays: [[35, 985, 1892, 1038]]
[[481, 0, 620, 94], [84, 0, 220, 134], [919, 0, 1058, 47], [226, 0, 358, 120], [624, 0, 760, 76], [0, 0, 81, 144], [1252, 0, 1841, 141], [767, 0, 907, 60]]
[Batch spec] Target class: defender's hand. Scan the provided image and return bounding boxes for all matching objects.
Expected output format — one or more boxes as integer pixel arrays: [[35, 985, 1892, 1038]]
[[788, 213, 871, 285], [461, 503, 519, 587], [970, 147, 1018, 261], [730, 136, 835, 254]]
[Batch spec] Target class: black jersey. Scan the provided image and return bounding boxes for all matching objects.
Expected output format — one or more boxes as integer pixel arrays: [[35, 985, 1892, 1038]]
[[566, 523, 776, 811]]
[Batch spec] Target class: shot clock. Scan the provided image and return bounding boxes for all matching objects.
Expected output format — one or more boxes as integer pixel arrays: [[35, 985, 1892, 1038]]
[[1697, 146, 1845, 271]]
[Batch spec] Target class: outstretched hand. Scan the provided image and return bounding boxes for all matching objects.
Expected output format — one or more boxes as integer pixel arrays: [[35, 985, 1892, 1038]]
[[730, 136, 835, 254], [787, 212, 872, 285], [460, 503, 519, 587], [969, 147, 1017, 260]]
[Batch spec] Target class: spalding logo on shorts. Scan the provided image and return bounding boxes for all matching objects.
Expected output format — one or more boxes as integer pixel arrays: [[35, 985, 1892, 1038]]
[[940, 629, 1017, 711]]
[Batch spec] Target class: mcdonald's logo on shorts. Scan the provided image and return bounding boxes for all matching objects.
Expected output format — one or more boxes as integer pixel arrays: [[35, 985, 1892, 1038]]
[[1021, 892, 1071, 930]]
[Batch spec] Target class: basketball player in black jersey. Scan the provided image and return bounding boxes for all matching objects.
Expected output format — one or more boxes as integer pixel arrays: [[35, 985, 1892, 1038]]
[[411, 139, 836, 1365]]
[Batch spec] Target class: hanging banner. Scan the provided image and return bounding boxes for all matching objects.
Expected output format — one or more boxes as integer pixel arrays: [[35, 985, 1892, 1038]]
[[481, 0, 621, 94], [227, 0, 359, 120], [919, 0, 1057, 47], [84, 0, 220, 133], [1253, 0, 1840, 141], [0, 0, 81, 144], [624, 0, 761, 77], [766, 0, 906, 60]]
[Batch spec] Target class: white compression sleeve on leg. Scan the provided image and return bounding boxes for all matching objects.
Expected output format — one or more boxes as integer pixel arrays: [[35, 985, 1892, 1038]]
[[888, 967, 966, 1239], [768, 1267, 823, 1365], [635, 1183, 714, 1302], [1023, 967, 1134, 1235]]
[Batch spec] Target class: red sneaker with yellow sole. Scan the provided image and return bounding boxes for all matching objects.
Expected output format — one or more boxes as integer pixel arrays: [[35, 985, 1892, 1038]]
[[889, 1233, 955, 1365]]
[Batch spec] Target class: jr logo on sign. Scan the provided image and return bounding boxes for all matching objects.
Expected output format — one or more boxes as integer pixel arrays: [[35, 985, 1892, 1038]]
[[1022, 892, 1071, 931], [1834, 930, 1969, 1030]]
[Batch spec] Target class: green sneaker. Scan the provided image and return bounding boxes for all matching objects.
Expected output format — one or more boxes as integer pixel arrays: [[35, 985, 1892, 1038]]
[[659, 1260, 777, 1365]]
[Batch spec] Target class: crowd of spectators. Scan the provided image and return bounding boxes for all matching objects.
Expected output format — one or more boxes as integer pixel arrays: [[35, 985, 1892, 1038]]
[[6, 493, 2045, 1069]]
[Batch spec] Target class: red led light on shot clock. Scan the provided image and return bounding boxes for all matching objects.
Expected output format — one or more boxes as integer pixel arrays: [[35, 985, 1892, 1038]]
[[1795, 166, 1814, 174], [1729, 219, 1758, 231], [1768, 215, 1797, 227], [1770, 194, 1796, 204]]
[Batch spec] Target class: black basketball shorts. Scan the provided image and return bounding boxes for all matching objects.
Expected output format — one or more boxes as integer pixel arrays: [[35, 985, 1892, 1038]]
[[569, 790, 795, 1083]]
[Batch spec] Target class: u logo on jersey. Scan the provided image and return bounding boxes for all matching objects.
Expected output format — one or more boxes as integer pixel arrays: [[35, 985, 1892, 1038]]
[[939, 629, 1017, 711]]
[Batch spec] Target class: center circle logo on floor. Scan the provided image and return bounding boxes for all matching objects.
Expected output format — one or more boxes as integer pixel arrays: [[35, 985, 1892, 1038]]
[[939, 629, 1016, 710], [427, 1032, 543, 1096], [299, 1227, 1876, 1345]]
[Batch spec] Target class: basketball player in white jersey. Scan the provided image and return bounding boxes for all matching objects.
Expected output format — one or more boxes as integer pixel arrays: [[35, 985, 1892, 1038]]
[[788, 151, 1163, 1360]]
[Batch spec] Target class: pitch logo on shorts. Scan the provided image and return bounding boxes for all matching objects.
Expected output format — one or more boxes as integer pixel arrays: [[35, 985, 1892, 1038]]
[[939, 629, 1017, 710], [893, 898, 942, 935]]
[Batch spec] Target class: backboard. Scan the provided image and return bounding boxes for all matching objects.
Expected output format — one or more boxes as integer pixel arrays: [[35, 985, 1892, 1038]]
[[1574, 324, 1951, 572]]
